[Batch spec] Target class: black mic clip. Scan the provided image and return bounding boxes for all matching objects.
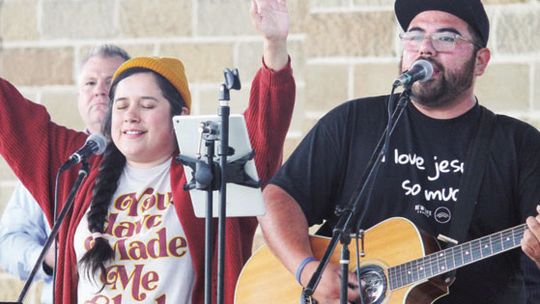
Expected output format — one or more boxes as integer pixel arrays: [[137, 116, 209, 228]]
[[59, 133, 108, 172]]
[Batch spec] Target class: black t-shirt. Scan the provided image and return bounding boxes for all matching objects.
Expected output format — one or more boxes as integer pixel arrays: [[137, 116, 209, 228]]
[[271, 95, 540, 304]]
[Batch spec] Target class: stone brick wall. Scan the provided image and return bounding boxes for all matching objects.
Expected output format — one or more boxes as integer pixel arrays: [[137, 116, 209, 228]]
[[0, 0, 539, 302]]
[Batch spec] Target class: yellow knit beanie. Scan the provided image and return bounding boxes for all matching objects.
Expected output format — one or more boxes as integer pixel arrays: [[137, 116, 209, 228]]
[[112, 56, 192, 110]]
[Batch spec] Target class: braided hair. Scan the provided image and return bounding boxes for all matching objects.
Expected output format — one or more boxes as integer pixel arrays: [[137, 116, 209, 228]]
[[79, 67, 186, 282]]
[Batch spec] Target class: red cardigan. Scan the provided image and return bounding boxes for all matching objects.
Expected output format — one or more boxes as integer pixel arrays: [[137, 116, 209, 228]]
[[0, 61, 295, 304]]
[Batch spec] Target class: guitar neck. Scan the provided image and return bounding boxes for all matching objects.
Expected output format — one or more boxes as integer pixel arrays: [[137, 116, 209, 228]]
[[388, 224, 526, 290]]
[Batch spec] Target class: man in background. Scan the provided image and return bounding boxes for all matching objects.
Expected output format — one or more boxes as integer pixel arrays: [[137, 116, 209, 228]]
[[0, 44, 129, 304]]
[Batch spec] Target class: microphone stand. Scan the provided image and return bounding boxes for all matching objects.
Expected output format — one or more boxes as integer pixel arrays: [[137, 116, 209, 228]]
[[0, 160, 90, 304], [216, 69, 238, 304], [301, 88, 412, 304], [176, 68, 241, 304]]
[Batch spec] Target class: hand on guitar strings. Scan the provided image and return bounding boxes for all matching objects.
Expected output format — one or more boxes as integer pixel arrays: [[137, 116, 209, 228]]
[[301, 261, 361, 304], [522, 205, 540, 269]]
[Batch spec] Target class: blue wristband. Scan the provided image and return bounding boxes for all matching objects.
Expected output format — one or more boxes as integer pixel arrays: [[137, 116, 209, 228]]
[[295, 256, 317, 285]]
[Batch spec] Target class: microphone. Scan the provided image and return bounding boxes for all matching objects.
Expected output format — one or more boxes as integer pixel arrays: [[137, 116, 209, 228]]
[[393, 59, 434, 87], [60, 133, 108, 170]]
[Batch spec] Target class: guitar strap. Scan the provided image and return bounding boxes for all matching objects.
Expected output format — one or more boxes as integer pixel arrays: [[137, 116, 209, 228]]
[[447, 106, 496, 244]]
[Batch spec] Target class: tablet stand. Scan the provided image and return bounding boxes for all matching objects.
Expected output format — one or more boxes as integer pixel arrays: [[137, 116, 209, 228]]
[[175, 68, 245, 304]]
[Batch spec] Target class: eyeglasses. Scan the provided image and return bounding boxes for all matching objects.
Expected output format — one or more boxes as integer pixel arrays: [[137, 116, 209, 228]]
[[399, 31, 481, 52]]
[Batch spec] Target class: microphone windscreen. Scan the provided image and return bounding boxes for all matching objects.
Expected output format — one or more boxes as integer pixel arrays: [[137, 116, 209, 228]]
[[86, 133, 108, 155], [413, 59, 434, 82]]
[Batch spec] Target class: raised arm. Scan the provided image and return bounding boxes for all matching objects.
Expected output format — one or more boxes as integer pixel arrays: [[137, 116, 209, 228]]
[[245, 0, 295, 185], [251, 0, 289, 71], [0, 78, 86, 222]]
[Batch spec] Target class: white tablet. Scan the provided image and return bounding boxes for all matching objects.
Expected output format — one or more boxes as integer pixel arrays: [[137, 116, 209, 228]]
[[172, 114, 266, 218]]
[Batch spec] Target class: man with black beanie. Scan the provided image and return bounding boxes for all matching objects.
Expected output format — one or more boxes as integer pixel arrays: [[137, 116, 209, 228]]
[[256, 0, 540, 303]]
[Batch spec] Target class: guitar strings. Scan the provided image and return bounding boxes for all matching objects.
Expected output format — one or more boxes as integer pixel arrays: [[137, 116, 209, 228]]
[[384, 224, 526, 290]]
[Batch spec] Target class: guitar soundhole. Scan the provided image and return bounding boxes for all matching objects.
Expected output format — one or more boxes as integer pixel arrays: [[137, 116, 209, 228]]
[[357, 265, 387, 304]]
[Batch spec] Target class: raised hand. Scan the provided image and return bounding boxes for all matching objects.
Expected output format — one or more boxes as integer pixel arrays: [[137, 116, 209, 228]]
[[250, 0, 289, 70], [251, 0, 289, 42]]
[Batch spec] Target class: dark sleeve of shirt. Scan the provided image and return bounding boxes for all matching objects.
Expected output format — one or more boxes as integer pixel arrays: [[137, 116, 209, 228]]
[[269, 96, 389, 226], [521, 253, 540, 304], [514, 121, 540, 304], [269, 111, 344, 226], [516, 122, 540, 220]]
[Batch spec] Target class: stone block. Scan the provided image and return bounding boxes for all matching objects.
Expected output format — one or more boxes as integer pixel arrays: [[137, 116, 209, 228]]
[[302, 116, 321, 135], [236, 38, 305, 84], [0, 0, 39, 40], [289, 85, 305, 133], [236, 42, 264, 87], [305, 64, 348, 113], [0, 184, 15, 215], [534, 63, 540, 111], [195, 77, 303, 134], [305, 11, 396, 57], [286, 39, 306, 82], [119, 0, 192, 37], [476, 63, 530, 112], [160, 43, 234, 83], [15, 88, 39, 102], [113, 45, 157, 58], [0, 274, 23, 302], [41, 89, 84, 131], [77, 44, 155, 65], [352, 0, 395, 5], [0, 273, 42, 303], [0, 157, 16, 181], [252, 226, 265, 252], [283, 134, 303, 161], [519, 115, 540, 130], [310, 0, 350, 9], [496, 7, 540, 54], [289, 0, 310, 34], [0, 47, 74, 86], [353, 62, 400, 97], [197, 87, 220, 115], [197, 0, 255, 36], [197, 85, 249, 116], [42, 0, 115, 39]]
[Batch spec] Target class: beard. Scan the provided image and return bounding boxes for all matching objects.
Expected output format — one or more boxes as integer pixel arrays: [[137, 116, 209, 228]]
[[402, 55, 476, 108]]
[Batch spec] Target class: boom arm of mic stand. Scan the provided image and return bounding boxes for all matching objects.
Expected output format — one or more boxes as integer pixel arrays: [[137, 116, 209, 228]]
[[301, 90, 411, 303], [0, 162, 90, 304]]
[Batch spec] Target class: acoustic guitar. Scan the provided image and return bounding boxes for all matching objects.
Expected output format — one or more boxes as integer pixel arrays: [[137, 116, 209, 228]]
[[235, 217, 526, 304]]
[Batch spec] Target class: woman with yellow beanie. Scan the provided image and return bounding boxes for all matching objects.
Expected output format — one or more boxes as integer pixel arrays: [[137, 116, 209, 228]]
[[0, 1, 294, 303]]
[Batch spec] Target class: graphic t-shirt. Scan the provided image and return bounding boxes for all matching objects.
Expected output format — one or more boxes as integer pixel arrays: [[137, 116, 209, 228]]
[[274, 97, 479, 237], [75, 159, 194, 304], [371, 99, 478, 237]]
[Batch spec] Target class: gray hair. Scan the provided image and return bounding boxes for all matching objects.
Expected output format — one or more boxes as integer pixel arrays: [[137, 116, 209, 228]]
[[79, 44, 130, 69]]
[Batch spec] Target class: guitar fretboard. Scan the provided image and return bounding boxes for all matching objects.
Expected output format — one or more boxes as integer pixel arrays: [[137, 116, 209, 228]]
[[387, 224, 526, 290]]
